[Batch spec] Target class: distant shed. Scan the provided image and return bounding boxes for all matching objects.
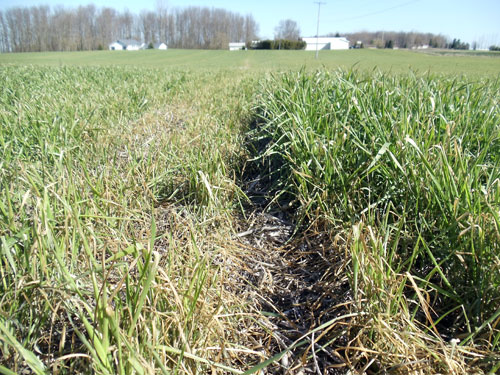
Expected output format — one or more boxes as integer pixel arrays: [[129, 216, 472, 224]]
[[154, 42, 168, 50], [302, 37, 350, 51]]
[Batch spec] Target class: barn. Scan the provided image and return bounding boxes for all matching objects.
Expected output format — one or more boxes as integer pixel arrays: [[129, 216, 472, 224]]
[[302, 37, 350, 51], [109, 39, 145, 51]]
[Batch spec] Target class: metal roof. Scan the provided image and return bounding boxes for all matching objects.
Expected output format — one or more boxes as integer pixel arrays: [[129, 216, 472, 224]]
[[116, 39, 142, 46]]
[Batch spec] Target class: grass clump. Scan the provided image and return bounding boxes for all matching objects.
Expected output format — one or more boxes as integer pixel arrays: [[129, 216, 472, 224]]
[[252, 69, 500, 372]]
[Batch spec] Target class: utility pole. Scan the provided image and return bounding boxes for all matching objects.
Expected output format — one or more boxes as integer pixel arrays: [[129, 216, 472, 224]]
[[314, 1, 326, 59]]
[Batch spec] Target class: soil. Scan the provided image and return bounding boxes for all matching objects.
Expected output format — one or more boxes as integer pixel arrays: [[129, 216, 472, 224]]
[[232, 169, 353, 374]]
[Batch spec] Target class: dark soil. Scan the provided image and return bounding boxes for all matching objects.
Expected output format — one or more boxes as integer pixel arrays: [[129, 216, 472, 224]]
[[233, 169, 353, 374]]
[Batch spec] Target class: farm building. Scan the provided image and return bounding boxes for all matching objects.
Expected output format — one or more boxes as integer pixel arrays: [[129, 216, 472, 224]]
[[109, 39, 145, 51], [229, 42, 246, 51], [153, 42, 168, 50], [302, 37, 350, 51]]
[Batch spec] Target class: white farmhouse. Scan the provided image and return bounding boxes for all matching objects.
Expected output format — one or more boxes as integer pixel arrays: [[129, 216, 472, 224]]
[[229, 42, 246, 51], [109, 39, 145, 51], [302, 37, 350, 51]]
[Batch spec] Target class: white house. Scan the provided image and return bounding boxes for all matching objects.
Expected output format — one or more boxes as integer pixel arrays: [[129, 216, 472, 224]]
[[229, 42, 246, 51], [153, 42, 168, 50], [109, 39, 145, 51], [302, 37, 350, 51]]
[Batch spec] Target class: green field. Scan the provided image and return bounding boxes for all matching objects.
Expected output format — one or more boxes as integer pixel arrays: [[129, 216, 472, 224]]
[[1, 48, 500, 75], [1, 50, 499, 374]]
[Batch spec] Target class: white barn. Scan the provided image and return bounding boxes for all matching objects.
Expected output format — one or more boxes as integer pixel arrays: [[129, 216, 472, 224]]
[[302, 37, 350, 51], [109, 39, 145, 51], [229, 42, 246, 51]]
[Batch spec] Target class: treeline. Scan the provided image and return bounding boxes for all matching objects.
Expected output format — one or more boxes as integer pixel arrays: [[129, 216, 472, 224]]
[[448, 38, 469, 50], [335, 31, 449, 49], [0, 4, 259, 52]]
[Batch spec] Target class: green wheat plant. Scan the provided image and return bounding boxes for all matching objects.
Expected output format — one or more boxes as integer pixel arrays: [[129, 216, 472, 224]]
[[0, 65, 254, 374], [252, 69, 500, 372]]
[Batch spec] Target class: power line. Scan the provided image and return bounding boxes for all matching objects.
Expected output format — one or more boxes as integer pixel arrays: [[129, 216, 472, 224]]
[[330, 0, 421, 23]]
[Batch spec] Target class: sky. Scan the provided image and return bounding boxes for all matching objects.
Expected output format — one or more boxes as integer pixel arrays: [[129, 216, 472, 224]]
[[1, 0, 499, 48]]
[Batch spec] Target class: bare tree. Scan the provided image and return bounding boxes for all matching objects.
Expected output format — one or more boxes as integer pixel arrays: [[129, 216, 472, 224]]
[[5, 9, 17, 51], [0, 11, 8, 52], [117, 9, 134, 40], [244, 14, 258, 43], [274, 19, 300, 40], [139, 10, 156, 44], [155, 0, 168, 44]]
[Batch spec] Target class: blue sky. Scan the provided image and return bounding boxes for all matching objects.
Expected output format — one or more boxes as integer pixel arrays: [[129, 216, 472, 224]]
[[2, 0, 499, 47]]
